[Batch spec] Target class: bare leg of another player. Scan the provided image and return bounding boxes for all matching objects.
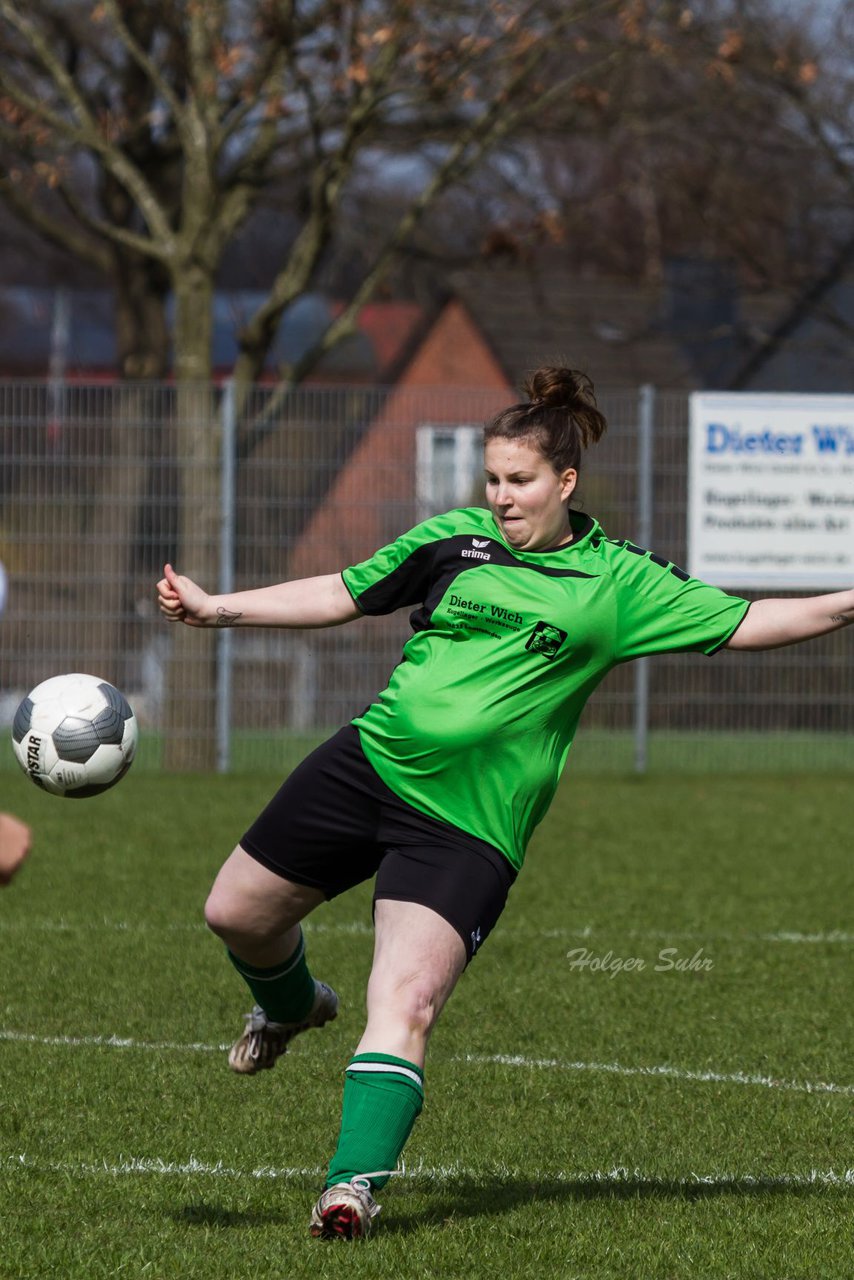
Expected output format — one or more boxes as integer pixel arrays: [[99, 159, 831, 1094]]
[[204, 846, 339, 1073], [310, 900, 467, 1238], [0, 813, 32, 887]]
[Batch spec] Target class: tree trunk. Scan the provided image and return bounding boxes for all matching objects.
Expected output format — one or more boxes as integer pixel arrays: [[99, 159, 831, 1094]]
[[78, 271, 170, 694], [81, 384, 163, 691], [163, 265, 221, 771], [114, 254, 171, 380]]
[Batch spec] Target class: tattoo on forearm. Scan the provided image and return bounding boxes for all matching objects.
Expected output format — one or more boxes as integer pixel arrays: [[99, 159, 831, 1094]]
[[829, 613, 853, 626], [216, 607, 242, 627]]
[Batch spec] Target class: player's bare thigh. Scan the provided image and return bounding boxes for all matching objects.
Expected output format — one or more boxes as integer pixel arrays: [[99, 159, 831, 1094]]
[[205, 844, 325, 962], [356, 899, 467, 1068]]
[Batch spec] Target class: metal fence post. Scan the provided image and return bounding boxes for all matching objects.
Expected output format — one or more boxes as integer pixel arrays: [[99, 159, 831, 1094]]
[[634, 383, 655, 774], [47, 287, 70, 437], [216, 380, 236, 773]]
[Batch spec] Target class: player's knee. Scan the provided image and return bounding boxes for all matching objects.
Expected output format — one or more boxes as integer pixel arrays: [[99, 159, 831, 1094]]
[[378, 975, 440, 1038], [203, 885, 245, 942]]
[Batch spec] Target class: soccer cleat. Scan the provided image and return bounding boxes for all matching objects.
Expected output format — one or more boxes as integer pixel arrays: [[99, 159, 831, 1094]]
[[309, 1176, 381, 1240], [227, 981, 339, 1075]]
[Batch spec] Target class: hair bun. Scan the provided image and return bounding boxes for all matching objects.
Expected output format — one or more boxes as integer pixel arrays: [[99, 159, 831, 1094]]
[[521, 365, 606, 449], [524, 366, 593, 410]]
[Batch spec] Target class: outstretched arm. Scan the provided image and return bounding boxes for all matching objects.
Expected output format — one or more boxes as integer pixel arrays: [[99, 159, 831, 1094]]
[[157, 564, 362, 628], [725, 588, 854, 651]]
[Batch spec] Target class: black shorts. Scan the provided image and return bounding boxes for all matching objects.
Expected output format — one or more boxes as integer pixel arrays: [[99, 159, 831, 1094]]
[[241, 725, 516, 962]]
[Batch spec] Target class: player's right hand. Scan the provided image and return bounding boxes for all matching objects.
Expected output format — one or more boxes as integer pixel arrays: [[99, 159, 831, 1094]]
[[156, 564, 212, 627]]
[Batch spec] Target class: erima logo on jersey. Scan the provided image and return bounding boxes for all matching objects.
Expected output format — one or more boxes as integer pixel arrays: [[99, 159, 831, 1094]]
[[462, 537, 491, 561]]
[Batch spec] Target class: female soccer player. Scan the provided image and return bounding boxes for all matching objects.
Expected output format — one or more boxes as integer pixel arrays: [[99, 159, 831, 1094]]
[[157, 366, 854, 1240]]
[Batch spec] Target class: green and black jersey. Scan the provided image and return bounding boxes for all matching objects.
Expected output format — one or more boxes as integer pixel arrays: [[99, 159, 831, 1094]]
[[342, 507, 749, 870]]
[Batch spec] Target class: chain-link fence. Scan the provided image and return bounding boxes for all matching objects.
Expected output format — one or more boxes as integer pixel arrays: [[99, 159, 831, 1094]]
[[1, 379, 852, 777]]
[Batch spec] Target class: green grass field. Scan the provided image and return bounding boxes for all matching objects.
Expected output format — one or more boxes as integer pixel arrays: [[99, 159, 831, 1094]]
[[1, 765, 851, 1279]]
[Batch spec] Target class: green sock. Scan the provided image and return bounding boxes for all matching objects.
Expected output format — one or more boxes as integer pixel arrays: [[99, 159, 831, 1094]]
[[227, 929, 316, 1023], [325, 1053, 424, 1191]]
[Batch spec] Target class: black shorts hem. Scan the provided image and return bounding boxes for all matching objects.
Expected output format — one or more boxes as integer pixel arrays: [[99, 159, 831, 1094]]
[[373, 841, 515, 965], [372, 889, 473, 962], [240, 838, 334, 898]]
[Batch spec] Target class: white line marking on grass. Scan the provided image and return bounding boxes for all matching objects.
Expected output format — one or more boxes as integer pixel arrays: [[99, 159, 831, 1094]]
[[0, 1030, 229, 1053], [0, 920, 197, 936], [1, 1029, 852, 1097], [544, 926, 854, 946], [3, 1152, 852, 1190], [460, 1053, 854, 1096], [758, 930, 854, 944], [7, 920, 373, 937], [407, 1162, 854, 1190], [2, 1153, 324, 1179], [0, 918, 851, 945]]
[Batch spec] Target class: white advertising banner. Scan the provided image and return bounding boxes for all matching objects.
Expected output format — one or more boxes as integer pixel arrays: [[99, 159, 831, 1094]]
[[688, 393, 854, 589]]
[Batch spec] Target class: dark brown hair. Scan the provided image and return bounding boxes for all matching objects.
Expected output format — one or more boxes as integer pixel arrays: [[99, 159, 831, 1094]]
[[483, 366, 607, 474]]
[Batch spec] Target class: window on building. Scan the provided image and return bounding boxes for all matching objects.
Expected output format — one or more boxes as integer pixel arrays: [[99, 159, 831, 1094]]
[[415, 425, 483, 519]]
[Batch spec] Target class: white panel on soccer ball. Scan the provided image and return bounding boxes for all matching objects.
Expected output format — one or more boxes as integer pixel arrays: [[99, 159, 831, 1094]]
[[86, 743, 127, 786], [70, 689, 104, 719], [30, 698, 65, 733], [47, 761, 90, 794], [29, 674, 71, 701]]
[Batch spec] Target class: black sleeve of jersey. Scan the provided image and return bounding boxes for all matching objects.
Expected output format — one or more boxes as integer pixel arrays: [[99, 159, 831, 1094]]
[[346, 543, 437, 616]]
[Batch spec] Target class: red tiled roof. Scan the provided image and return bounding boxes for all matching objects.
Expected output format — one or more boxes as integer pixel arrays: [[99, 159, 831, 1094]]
[[329, 300, 426, 378]]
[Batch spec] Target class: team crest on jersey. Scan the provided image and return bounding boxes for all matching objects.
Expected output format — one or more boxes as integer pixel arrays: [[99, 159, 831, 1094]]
[[525, 620, 568, 660]]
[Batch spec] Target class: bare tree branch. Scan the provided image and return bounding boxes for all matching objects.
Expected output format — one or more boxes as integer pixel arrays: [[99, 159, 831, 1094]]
[[219, 50, 290, 189], [230, 8, 413, 392], [0, 171, 111, 271], [235, 12, 626, 443], [0, 0, 176, 255], [99, 0, 188, 137], [54, 172, 171, 259]]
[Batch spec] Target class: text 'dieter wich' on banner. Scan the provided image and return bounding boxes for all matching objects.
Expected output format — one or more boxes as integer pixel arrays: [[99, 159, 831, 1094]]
[[688, 393, 854, 589]]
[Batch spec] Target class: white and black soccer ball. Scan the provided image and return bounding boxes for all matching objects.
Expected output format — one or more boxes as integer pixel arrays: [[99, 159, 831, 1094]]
[[11, 673, 138, 798]]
